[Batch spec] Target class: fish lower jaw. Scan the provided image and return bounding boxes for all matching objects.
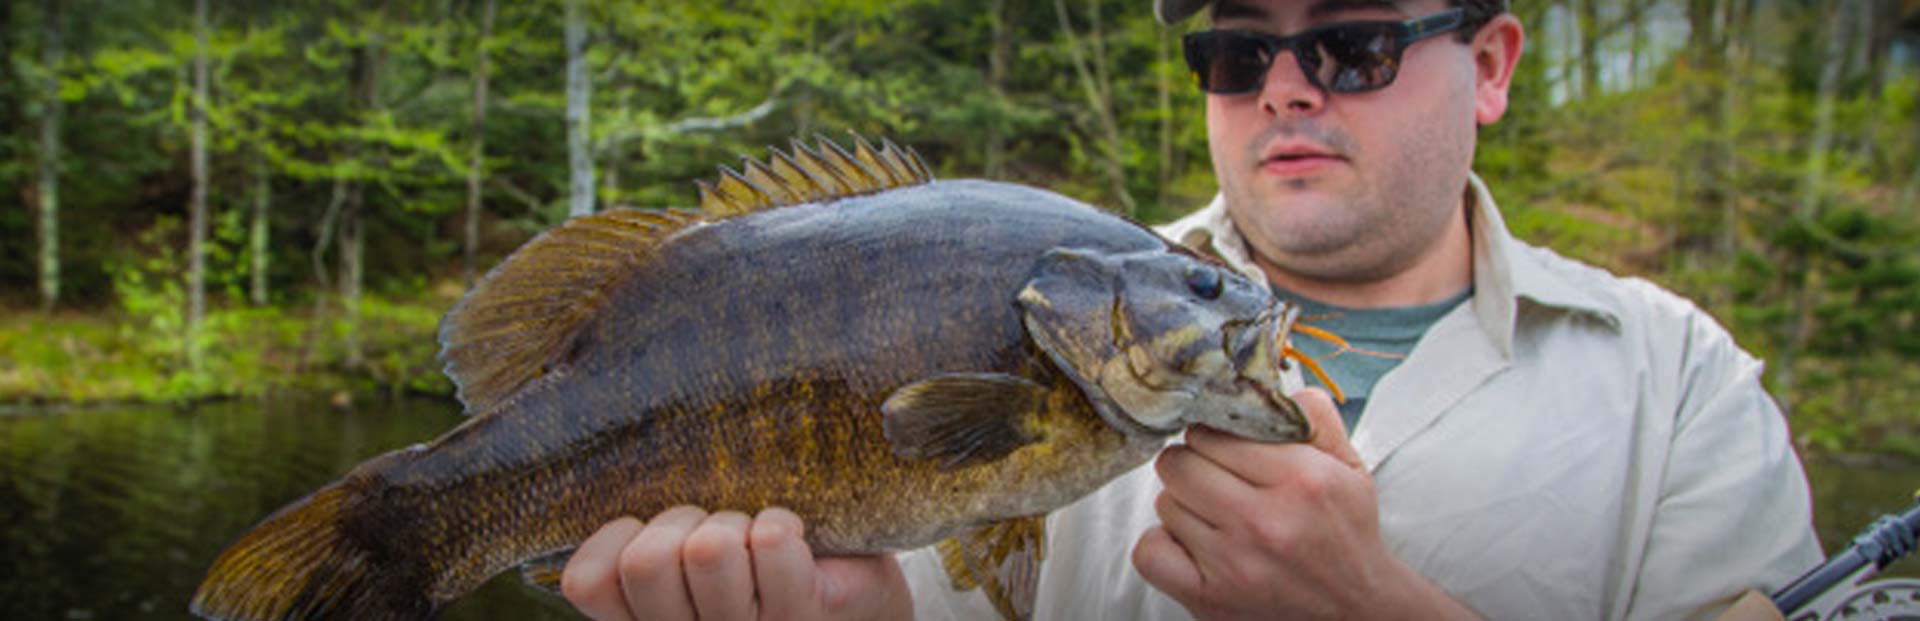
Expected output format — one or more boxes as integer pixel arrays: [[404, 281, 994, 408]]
[[1158, 377, 1304, 443]]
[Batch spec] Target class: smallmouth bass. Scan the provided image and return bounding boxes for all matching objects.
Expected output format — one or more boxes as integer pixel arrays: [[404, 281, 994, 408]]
[[191, 135, 1310, 621]]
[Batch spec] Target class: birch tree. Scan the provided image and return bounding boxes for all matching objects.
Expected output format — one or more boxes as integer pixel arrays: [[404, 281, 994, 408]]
[[464, 0, 495, 286], [1053, 0, 1137, 216], [985, 0, 1010, 179], [340, 22, 387, 371], [36, 0, 63, 312], [1776, 0, 1857, 405], [187, 0, 210, 369], [249, 160, 269, 305], [565, 0, 594, 217]]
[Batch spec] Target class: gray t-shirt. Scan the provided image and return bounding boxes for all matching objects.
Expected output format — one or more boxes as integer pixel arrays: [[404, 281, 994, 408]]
[[1276, 287, 1472, 431]]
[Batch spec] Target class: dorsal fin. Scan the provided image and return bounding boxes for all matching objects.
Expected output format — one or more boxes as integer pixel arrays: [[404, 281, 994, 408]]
[[441, 133, 930, 414], [696, 133, 933, 215], [437, 207, 706, 414], [786, 139, 859, 195]]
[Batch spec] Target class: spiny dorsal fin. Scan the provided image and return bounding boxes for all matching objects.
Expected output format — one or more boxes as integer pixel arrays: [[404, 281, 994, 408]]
[[882, 136, 934, 182], [696, 133, 933, 215], [437, 207, 706, 414], [786, 139, 858, 196]]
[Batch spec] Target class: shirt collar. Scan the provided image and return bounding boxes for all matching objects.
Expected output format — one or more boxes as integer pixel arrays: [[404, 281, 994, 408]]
[[1160, 173, 1622, 360]]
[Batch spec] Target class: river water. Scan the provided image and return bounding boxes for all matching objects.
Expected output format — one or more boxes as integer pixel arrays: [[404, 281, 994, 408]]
[[0, 398, 1914, 620]]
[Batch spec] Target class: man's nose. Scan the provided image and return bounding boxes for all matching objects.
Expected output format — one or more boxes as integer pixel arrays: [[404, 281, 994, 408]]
[[1259, 51, 1327, 116]]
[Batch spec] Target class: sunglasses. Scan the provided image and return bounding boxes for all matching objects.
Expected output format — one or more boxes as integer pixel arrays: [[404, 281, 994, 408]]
[[1182, 8, 1467, 95]]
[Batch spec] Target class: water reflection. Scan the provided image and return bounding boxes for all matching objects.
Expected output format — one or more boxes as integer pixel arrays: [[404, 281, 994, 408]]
[[0, 399, 577, 620], [0, 400, 1913, 619], [1804, 459, 1920, 580]]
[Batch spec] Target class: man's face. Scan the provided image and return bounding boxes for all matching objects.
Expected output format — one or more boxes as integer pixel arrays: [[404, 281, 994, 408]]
[[1205, 0, 1493, 285]]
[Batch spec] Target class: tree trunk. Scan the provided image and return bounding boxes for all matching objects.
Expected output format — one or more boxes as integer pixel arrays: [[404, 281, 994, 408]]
[[1626, 0, 1646, 89], [1905, 110, 1920, 207], [1577, 0, 1602, 96], [1686, 0, 1721, 80], [341, 16, 387, 371], [187, 0, 211, 370], [36, 0, 63, 312], [1799, 0, 1851, 221], [464, 0, 495, 286], [1777, 0, 1855, 407], [1855, 0, 1891, 166], [984, 0, 1008, 180], [1052, 0, 1136, 216], [340, 185, 364, 370], [299, 178, 347, 371], [565, 0, 595, 217], [250, 158, 270, 305], [1865, 0, 1899, 93], [1715, 0, 1753, 268], [1553, 1, 1578, 101], [1155, 25, 1175, 211]]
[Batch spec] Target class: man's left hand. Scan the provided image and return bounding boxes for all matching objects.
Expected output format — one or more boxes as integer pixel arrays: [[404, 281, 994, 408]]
[[1132, 388, 1480, 620]]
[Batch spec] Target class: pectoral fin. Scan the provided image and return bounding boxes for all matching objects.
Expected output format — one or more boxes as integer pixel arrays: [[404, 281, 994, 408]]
[[881, 373, 1047, 470], [936, 516, 1047, 621]]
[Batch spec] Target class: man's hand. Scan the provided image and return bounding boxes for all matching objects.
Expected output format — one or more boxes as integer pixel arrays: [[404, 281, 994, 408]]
[[561, 506, 912, 621], [1132, 389, 1479, 621]]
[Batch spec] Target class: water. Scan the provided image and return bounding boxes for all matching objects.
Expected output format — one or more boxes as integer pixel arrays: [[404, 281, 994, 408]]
[[0, 399, 577, 621], [0, 400, 1914, 620]]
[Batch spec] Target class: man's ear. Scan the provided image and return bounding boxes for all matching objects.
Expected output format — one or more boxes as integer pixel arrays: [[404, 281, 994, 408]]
[[1472, 14, 1526, 126]]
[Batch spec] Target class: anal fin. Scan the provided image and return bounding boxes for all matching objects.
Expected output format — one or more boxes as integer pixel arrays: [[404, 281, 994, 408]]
[[936, 516, 1047, 621], [517, 547, 574, 598]]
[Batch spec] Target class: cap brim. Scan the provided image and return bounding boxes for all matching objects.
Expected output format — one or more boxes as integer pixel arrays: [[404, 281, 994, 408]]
[[1154, 0, 1210, 24]]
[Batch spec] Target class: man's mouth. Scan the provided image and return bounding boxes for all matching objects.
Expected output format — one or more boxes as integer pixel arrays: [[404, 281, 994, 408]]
[[1258, 141, 1345, 176]]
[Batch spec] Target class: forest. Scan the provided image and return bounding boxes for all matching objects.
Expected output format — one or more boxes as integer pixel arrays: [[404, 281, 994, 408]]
[[2, 0, 1917, 459]]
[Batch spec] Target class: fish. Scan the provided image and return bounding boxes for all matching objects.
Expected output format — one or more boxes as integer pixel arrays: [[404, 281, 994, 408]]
[[189, 134, 1313, 621]]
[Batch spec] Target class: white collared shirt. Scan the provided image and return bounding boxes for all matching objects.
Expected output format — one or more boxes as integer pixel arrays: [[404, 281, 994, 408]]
[[900, 174, 1823, 620]]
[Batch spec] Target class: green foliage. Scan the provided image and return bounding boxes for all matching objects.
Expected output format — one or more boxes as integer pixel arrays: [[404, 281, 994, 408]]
[[1471, 4, 1920, 459]]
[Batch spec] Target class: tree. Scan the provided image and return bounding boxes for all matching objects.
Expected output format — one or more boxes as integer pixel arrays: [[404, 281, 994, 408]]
[[249, 158, 269, 305], [1053, 0, 1137, 216], [465, 0, 496, 286], [565, 0, 593, 217], [187, 0, 210, 369], [1775, 0, 1858, 403], [35, 0, 64, 311]]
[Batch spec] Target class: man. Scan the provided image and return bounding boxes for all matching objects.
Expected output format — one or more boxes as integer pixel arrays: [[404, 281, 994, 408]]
[[559, 1, 1823, 619]]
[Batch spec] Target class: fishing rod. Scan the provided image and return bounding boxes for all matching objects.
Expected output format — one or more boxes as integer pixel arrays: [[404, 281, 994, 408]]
[[1771, 493, 1920, 620]]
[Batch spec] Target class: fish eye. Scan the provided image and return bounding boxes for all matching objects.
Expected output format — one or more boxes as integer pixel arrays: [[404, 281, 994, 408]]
[[1185, 267, 1223, 300]]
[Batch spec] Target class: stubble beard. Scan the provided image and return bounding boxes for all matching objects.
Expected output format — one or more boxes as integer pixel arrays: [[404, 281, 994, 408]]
[[1223, 117, 1471, 286]]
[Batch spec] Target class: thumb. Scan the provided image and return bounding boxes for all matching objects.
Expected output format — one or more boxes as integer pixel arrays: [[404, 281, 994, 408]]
[[1294, 387, 1364, 472]]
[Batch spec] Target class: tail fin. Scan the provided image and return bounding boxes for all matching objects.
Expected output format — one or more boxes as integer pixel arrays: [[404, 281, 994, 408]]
[[190, 484, 434, 621]]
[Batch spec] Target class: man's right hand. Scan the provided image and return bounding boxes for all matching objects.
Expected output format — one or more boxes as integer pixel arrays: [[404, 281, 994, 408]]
[[561, 506, 913, 621]]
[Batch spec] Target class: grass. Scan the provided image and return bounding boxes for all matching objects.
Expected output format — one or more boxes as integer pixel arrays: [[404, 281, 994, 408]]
[[0, 291, 455, 405]]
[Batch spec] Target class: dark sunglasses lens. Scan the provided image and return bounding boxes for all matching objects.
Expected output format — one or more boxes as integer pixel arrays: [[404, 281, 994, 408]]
[[1186, 31, 1273, 94], [1309, 23, 1401, 93], [1187, 23, 1410, 95]]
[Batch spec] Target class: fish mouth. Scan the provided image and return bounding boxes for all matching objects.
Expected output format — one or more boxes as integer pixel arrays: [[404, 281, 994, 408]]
[[1216, 303, 1311, 442]]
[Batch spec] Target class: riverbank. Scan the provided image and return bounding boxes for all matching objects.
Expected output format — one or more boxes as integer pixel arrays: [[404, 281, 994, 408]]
[[0, 291, 455, 405], [4, 291, 1917, 464]]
